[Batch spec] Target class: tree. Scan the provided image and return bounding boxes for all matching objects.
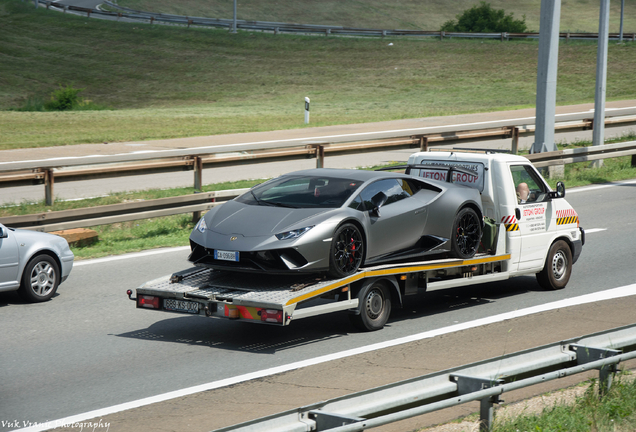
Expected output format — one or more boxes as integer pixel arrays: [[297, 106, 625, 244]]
[[441, 2, 527, 33]]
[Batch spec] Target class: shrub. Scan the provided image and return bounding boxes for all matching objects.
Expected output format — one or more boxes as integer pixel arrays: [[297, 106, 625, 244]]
[[441, 2, 527, 33], [44, 84, 85, 111]]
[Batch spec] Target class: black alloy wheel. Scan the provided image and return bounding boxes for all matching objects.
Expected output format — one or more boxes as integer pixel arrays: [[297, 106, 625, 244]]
[[329, 223, 364, 279]]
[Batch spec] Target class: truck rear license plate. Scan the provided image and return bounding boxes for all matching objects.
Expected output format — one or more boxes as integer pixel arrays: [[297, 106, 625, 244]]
[[214, 250, 239, 262], [164, 299, 199, 314]]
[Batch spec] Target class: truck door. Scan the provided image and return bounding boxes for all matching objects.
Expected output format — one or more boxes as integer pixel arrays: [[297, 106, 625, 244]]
[[508, 165, 552, 270]]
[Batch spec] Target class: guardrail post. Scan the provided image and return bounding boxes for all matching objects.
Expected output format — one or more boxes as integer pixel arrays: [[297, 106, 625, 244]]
[[150, 16, 154, 24], [44, 169, 54, 206], [632, 154, 636, 167], [510, 127, 520, 154], [315, 145, 325, 168], [193, 156, 203, 192], [440, 30, 444, 41], [419, 136, 429, 152]]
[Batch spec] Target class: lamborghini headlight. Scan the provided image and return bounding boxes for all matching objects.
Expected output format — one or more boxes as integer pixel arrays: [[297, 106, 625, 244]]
[[195, 217, 207, 233], [275, 226, 314, 241]]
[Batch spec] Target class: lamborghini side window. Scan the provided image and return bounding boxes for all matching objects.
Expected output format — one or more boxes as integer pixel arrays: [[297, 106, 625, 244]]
[[348, 195, 364, 211], [359, 179, 412, 210]]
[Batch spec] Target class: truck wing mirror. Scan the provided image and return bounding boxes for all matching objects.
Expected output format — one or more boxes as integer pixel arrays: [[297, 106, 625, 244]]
[[370, 191, 388, 217], [548, 181, 566, 199], [0, 226, 6, 239]]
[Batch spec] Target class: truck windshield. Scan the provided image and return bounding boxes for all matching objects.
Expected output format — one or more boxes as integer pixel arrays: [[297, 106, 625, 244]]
[[237, 176, 363, 208]]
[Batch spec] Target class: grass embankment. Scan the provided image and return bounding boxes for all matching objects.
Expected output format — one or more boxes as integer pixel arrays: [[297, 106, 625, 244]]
[[2, 0, 636, 149], [118, 0, 635, 34]]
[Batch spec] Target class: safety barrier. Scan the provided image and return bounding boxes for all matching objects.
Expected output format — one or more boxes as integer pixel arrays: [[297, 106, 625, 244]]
[[212, 324, 636, 432], [1, 110, 636, 207], [2, 140, 636, 233]]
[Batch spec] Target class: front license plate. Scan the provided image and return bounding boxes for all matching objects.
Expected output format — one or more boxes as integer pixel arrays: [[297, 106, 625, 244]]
[[214, 250, 239, 262], [164, 299, 199, 314]]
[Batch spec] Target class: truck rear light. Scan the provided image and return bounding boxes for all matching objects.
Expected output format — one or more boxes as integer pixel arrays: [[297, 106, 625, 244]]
[[138, 295, 160, 309], [260, 309, 283, 323]]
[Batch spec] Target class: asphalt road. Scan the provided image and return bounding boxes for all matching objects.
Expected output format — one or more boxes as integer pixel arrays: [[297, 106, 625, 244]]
[[1, 180, 634, 432]]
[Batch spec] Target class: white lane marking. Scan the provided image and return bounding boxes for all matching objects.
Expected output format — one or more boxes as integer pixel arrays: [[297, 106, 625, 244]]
[[72, 246, 190, 267], [568, 179, 636, 193], [15, 283, 636, 432], [585, 228, 607, 234], [5, 108, 635, 166]]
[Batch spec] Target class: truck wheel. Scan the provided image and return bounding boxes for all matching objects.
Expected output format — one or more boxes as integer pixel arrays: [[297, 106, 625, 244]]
[[349, 281, 391, 331], [329, 223, 364, 279], [450, 207, 482, 259], [18, 254, 60, 302], [536, 240, 572, 290]]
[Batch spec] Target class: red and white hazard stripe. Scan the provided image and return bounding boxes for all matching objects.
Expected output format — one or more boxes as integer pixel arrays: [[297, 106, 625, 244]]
[[501, 215, 517, 224], [556, 209, 578, 218]]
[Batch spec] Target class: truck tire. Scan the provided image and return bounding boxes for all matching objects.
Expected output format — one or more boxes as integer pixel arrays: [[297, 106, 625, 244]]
[[349, 281, 391, 331], [18, 254, 60, 302], [329, 223, 364, 279], [450, 207, 482, 259], [536, 240, 572, 290]]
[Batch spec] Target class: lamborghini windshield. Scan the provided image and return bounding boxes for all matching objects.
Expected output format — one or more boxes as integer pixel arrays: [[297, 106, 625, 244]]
[[237, 175, 363, 208]]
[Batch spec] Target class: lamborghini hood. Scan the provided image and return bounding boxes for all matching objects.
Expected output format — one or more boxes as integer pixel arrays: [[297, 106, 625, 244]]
[[205, 200, 332, 237]]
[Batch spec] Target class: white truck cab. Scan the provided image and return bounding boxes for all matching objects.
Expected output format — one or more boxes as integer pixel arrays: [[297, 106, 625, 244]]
[[407, 150, 584, 289]]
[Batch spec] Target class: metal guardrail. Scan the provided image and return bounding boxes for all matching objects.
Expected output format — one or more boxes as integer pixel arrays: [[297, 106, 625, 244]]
[[3, 141, 636, 233], [212, 323, 636, 432], [41, 0, 636, 42], [2, 112, 636, 207]]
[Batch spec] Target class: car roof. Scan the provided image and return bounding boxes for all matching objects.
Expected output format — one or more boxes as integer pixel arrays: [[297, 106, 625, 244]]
[[281, 168, 410, 182]]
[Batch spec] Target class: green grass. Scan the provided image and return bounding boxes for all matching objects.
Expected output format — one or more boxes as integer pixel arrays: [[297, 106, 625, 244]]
[[117, 0, 636, 34], [492, 374, 636, 432], [2, 0, 636, 149]]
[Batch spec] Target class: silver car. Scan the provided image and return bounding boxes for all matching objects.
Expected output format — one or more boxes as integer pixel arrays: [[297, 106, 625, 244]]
[[189, 168, 483, 278], [0, 223, 74, 302]]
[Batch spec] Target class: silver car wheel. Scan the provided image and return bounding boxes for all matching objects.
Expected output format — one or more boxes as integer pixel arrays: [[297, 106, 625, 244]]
[[30, 261, 57, 296], [19, 254, 61, 302]]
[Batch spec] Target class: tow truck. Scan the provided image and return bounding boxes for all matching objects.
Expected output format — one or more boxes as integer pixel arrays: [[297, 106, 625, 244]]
[[128, 150, 584, 331]]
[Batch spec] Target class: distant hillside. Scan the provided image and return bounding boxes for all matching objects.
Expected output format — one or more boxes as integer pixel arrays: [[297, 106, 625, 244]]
[[118, 0, 635, 33]]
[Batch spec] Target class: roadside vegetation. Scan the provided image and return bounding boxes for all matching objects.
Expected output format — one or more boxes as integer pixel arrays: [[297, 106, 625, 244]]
[[2, 0, 636, 149], [427, 373, 636, 432]]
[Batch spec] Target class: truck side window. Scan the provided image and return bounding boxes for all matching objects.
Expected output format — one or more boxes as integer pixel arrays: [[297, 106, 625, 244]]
[[510, 165, 547, 204]]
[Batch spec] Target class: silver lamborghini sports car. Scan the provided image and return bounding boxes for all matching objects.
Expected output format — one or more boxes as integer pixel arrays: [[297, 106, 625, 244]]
[[188, 168, 483, 278]]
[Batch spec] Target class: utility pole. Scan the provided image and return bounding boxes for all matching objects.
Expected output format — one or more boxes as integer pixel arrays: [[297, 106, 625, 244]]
[[619, 0, 625, 42], [531, 0, 561, 156], [232, 0, 237, 33], [592, 0, 611, 167]]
